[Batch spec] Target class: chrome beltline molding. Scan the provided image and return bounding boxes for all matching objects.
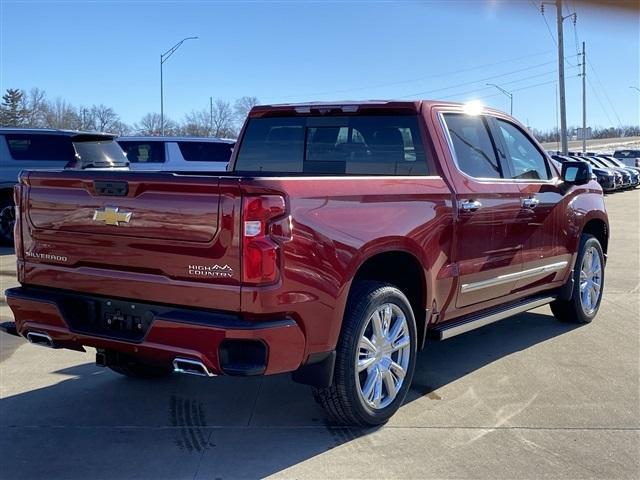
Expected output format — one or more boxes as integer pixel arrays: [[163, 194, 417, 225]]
[[461, 261, 569, 293]]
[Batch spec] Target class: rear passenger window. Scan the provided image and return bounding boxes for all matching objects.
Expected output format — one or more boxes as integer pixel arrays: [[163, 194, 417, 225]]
[[442, 114, 502, 179], [118, 141, 166, 163], [178, 142, 234, 163], [235, 115, 428, 175], [6, 134, 74, 161], [496, 120, 550, 180]]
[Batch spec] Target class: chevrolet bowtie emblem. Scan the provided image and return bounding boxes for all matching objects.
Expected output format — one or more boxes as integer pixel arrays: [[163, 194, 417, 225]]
[[93, 206, 132, 226]]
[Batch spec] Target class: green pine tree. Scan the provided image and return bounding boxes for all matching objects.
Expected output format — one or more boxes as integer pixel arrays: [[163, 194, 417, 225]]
[[0, 88, 28, 127]]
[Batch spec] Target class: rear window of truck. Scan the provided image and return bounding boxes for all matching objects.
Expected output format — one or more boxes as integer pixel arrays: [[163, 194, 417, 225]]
[[234, 115, 428, 175]]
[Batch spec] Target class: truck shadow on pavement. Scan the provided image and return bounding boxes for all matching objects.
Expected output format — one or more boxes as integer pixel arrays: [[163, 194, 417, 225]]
[[0, 311, 580, 479]]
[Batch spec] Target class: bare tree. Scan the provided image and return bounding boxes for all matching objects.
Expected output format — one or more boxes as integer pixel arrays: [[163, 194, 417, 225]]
[[211, 99, 236, 138], [92, 104, 119, 132], [134, 112, 177, 136], [44, 97, 79, 129], [76, 106, 96, 131], [182, 109, 210, 137], [22, 88, 48, 127], [234, 96, 259, 123]]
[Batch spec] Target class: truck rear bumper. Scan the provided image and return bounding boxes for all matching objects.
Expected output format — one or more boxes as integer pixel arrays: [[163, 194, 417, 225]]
[[5, 287, 306, 376]]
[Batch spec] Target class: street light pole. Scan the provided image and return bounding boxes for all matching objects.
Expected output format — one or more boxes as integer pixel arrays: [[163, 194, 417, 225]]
[[486, 83, 513, 115], [631, 86, 640, 93], [160, 36, 198, 135]]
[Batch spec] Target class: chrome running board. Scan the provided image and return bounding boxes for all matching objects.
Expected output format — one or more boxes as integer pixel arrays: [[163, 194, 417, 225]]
[[431, 296, 556, 340]]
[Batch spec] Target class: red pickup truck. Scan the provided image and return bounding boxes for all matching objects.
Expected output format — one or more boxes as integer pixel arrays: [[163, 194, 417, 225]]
[[4, 100, 608, 426]]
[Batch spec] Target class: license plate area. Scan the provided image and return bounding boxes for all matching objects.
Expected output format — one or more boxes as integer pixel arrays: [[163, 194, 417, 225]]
[[100, 299, 155, 339], [58, 296, 158, 342]]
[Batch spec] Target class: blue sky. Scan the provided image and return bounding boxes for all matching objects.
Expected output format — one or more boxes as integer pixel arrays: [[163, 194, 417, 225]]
[[1, 0, 638, 130]]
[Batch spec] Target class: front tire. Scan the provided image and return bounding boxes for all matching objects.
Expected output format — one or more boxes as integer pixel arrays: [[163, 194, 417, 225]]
[[551, 234, 605, 324], [313, 281, 417, 426]]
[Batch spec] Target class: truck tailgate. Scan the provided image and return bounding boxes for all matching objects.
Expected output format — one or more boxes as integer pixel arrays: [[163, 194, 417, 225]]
[[18, 171, 242, 311]]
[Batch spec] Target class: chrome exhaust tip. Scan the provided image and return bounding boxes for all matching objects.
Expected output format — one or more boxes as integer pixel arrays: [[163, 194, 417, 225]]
[[26, 331, 55, 348], [172, 357, 215, 377]]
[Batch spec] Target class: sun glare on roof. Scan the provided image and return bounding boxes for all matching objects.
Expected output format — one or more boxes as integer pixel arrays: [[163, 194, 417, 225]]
[[463, 100, 484, 116]]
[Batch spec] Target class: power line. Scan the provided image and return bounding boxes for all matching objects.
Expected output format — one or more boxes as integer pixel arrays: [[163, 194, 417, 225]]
[[397, 57, 579, 99], [263, 50, 556, 101], [586, 76, 614, 126], [531, 0, 579, 68], [438, 67, 574, 101], [511, 75, 579, 93], [568, 1, 623, 128], [533, 0, 558, 46], [587, 59, 624, 127]]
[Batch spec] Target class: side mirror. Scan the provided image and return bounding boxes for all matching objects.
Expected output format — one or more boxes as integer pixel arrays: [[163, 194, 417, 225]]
[[561, 161, 592, 185]]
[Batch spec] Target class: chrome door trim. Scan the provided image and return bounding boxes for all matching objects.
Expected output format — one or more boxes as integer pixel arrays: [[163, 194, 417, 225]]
[[461, 261, 568, 293]]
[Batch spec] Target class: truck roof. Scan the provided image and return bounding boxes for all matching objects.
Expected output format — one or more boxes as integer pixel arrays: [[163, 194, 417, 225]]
[[248, 99, 490, 117]]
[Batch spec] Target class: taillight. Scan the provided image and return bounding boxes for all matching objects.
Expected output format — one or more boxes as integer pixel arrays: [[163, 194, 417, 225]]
[[242, 195, 286, 285]]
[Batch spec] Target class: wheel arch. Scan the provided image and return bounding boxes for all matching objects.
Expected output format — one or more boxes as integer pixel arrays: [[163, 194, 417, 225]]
[[348, 249, 428, 350], [582, 217, 609, 256]]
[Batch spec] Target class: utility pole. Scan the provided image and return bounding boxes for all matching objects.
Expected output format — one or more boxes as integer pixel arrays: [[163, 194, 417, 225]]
[[581, 41, 586, 153], [210, 97, 214, 136], [556, 0, 568, 154]]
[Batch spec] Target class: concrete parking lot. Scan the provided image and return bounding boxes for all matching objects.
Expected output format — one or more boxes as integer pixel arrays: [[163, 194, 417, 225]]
[[1, 190, 638, 480]]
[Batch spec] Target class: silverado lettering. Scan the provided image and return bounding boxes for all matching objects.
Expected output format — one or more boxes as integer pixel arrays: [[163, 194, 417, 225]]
[[25, 251, 68, 262], [4, 100, 608, 426]]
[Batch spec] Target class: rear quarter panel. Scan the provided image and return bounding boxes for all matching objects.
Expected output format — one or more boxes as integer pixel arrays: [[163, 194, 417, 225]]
[[241, 176, 454, 356]]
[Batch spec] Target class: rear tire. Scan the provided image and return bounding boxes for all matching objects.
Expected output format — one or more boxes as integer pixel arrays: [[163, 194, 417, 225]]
[[108, 358, 172, 379], [551, 234, 604, 324], [313, 281, 417, 426], [0, 197, 15, 247]]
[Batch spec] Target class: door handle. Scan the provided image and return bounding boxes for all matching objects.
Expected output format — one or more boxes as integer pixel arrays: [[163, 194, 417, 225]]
[[522, 197, 540, 209], [461, 200, 482, 212]]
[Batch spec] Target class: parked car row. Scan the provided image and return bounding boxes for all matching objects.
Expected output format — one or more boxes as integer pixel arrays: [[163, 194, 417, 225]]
[[0, 128, 234, 245], [612, 149, 640, 168], [548, 150, 640, 192]]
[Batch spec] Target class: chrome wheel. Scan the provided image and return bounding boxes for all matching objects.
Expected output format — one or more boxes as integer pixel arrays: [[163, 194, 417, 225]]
[[579, 246, 602, 315], [355, 303, 411, 410]]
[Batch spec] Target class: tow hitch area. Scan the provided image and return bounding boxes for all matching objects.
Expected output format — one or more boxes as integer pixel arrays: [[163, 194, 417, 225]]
[[57, 296, 157, 342], [100, 299, 155, 338]]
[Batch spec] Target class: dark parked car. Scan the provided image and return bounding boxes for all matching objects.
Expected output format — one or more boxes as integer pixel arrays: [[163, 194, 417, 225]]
[[580, 154, 637, 189], [0, 129, 128, 245], [567, 152, 629, 190], [549, 152, 617, 192]]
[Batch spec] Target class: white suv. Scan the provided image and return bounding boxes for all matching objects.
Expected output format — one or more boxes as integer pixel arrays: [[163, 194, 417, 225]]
[[117, 136, 234, 172]]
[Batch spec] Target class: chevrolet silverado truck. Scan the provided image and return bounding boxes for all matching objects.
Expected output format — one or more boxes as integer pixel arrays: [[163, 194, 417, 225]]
[[3, 101, 608, 426]]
